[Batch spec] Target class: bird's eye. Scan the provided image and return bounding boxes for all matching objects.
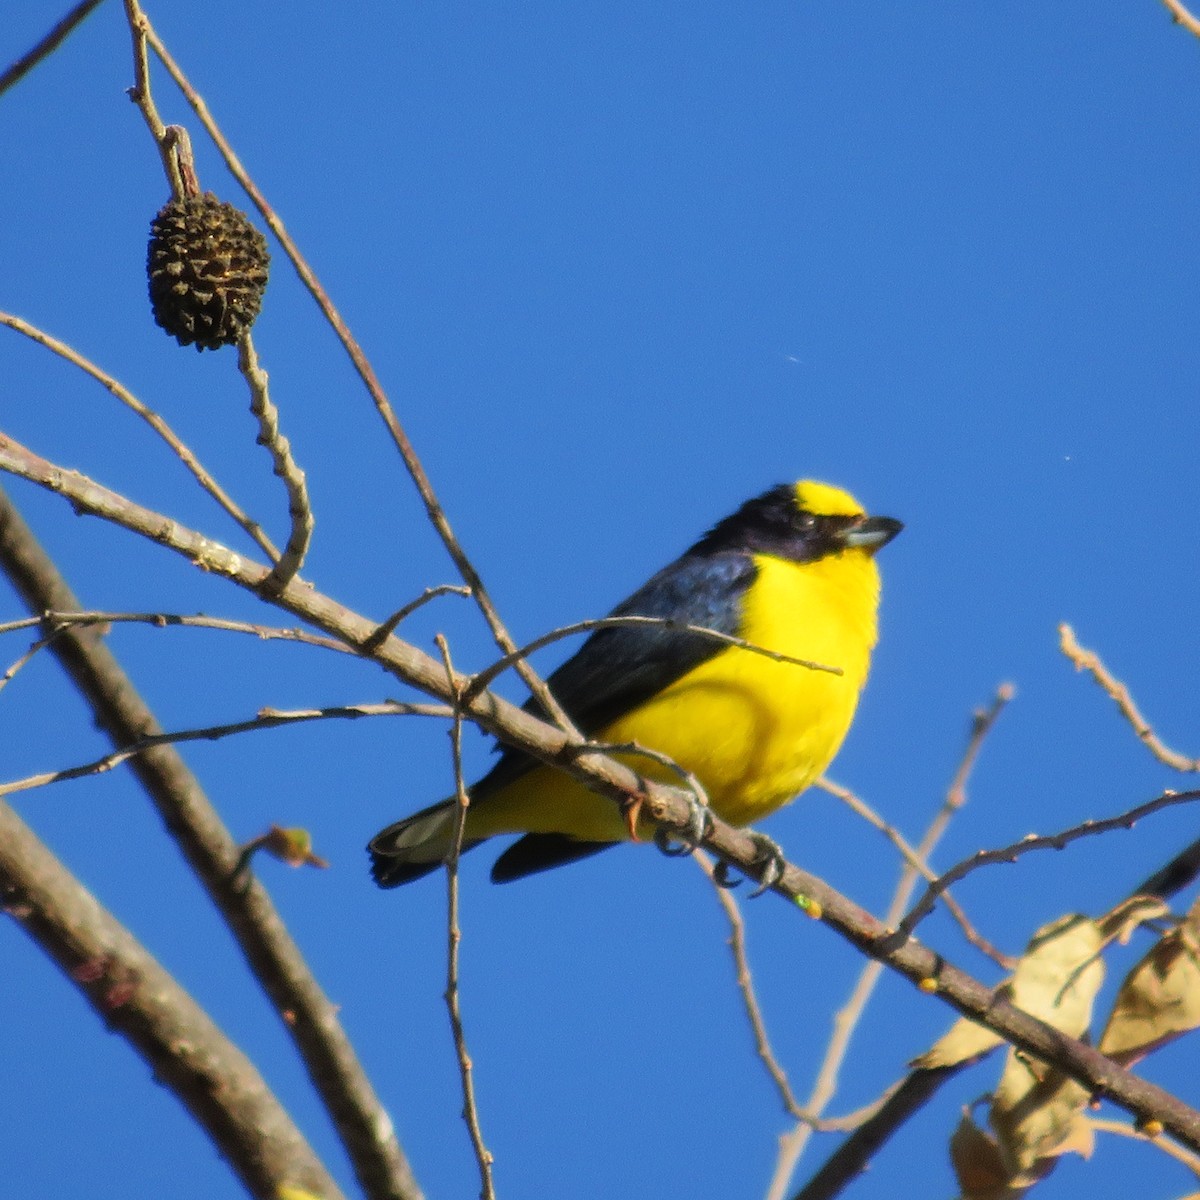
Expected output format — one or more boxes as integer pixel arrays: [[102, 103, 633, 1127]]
[[796, 513, 817, 532]]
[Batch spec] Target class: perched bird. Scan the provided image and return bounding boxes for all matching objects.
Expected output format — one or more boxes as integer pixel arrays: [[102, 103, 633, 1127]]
[[369, 480, 901, 887]]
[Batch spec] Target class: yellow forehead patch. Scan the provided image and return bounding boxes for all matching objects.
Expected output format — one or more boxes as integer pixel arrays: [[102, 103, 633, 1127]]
[[793, 480, 866, 518]]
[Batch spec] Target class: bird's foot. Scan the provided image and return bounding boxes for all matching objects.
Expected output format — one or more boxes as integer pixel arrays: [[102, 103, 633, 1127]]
[[746, 831, 786, 897], [652, 791, 712, 859], [714, 832, 788, 896]]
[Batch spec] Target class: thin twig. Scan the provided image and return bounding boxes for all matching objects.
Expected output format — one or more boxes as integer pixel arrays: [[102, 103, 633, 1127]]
[[695, 850, 807, 1120], [238, 336, 313, 593], [362, 584, 473, 652], [769, 685, 1014, 1200], [0, 0, 106, 98], [1088, 1116, 1200, 1178], [122, 0, 179, 193], [464, 614, 841, 704], [0, 311, 279, 560], [817, 777, 1015, 970], [1060, 624, 1199, 772], [1161, 0, 1200, 37], [137, 11, 576, 736], [0, 608, 353, 692], [895, 788, 1200, 946], [435, 635, 497, 1200], [0, 700, 450, 799], [0, 609, 352, 650]]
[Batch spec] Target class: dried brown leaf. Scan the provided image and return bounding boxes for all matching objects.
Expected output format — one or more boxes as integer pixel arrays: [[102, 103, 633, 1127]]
[[950, 1113, 1026, 1200], [1100, 896, 1200, 1068], [987, 915, 1105, 1181]]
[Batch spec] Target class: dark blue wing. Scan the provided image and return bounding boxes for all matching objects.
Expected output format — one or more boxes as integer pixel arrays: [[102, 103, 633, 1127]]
[[477, 550, 756, 795]]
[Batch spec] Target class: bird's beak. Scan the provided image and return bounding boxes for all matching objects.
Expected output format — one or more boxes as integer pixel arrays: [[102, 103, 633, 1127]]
[[842, 515, 903, 553]]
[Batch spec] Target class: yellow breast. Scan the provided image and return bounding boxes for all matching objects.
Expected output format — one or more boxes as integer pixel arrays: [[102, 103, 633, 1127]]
[[470, 546, 882, 842]]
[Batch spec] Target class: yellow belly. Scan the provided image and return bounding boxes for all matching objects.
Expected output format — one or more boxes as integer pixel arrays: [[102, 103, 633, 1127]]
[[468, 548, 881, 842]]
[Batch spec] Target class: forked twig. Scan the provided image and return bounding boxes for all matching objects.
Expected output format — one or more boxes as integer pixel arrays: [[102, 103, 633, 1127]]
[[1060, 624, 1199, 772], [817, 778, 1015, 970], [435, 635, 497, 1200]]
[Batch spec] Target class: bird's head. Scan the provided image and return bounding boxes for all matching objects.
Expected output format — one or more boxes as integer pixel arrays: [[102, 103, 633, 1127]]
[[687, 480, 903, 563]]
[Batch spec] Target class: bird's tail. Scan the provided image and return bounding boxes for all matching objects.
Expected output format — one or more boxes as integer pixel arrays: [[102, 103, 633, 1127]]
[[368, 798, 481, 888]]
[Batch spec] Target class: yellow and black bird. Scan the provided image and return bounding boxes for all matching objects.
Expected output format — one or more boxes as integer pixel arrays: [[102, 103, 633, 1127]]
[[369, 480, 901, 887]]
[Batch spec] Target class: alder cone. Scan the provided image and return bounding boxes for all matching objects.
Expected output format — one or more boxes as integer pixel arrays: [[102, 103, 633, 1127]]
[[147, 193, 269, 351]]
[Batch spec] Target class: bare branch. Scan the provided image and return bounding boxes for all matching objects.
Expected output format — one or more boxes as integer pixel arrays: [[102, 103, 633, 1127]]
[[789, 1067, 969, 1200], [0, 0, 106, 98], [1136, 834, 1200, 902], [122, 0, 179, 193], [0, 609, 356, 695], [363, 584, 474, 652], [1060, 624, 1199, 772], [0, 608, 353, 652], [5, 443, 1200, 1157], [0, 797, 344, 1200]]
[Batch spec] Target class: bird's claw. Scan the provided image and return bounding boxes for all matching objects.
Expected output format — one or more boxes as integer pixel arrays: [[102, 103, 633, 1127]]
[[709, 834, 785, 894], [746, 831, 786, 897], [713, 859, 740, 889], [652, 792, 712, 859]]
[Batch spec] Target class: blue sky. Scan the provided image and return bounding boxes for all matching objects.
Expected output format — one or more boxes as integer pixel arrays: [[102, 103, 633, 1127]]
[[3, 3, 1200, 1198]]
